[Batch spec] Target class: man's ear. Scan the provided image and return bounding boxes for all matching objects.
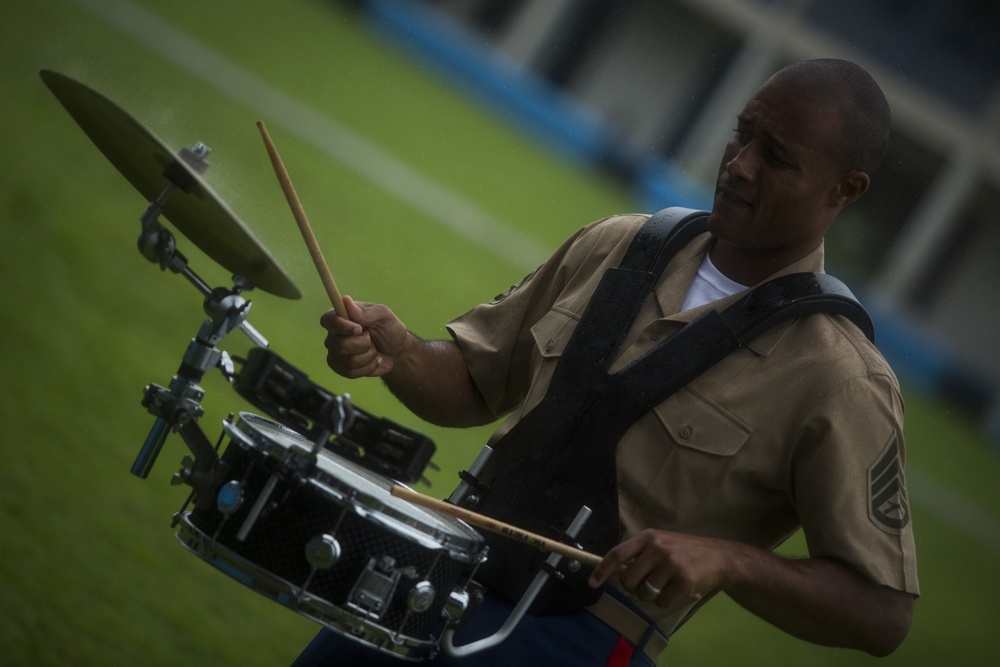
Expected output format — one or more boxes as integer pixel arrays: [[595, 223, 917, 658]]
[[832, 170, 870, 207]]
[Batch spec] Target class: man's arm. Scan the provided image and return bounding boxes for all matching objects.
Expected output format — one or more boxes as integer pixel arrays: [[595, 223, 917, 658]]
[[589, 529, 913, 656], [321, 296, 495, 428]]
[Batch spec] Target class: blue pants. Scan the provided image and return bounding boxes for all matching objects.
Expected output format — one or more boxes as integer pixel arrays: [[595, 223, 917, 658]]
[[291, 593, 656, 666]]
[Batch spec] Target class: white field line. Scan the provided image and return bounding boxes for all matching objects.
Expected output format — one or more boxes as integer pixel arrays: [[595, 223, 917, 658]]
[[71, 0, 547, 274], [906, 468, 1000, 555], [74, 0, 1000, 558]]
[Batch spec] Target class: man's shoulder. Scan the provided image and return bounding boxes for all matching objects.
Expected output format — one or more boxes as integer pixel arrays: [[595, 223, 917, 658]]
[[558, 213, 653, 269], [793, 308, 899, 387], [581, 212, 650, 238]]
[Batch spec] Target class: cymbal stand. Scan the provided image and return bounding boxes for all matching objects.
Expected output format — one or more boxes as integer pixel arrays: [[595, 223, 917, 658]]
[[130, 143, 268, 489], [440, 505, 593, 657], [131, 290, 249, 485]]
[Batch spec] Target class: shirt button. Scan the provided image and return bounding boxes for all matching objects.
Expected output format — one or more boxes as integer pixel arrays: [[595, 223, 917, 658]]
[[544, 339, 555, 352], [679, 426, 693, 439], [650, 331, 662, 342]]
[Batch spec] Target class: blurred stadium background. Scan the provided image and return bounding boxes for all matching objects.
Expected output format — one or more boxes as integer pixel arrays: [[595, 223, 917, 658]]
[[1, 0, 998, 665]]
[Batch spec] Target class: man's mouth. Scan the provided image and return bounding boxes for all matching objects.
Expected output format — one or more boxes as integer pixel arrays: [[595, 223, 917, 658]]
[[718, 186, 753, 207]]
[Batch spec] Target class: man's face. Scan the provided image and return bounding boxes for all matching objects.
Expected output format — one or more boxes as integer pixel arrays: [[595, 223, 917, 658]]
[[707, 80, 848, 261]]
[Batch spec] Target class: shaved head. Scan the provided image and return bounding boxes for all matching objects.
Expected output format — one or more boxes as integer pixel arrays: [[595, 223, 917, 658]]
[[766, 59, 891, 175]]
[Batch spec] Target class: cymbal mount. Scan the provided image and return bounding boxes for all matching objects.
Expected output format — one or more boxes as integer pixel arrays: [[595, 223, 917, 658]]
[[134, 141, 268, 349], [137, 141, 213, 279]]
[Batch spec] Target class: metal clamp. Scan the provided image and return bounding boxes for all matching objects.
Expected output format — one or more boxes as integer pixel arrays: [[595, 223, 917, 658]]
[[440, 505, 593, 657]]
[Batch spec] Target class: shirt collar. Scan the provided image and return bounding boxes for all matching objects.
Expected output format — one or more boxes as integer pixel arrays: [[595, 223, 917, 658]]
[[654, 235, 827, 356]]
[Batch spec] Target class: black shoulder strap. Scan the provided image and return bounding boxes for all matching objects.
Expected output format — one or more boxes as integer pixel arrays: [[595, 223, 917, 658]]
[[726, 272, 875, 344], [633, 207, 874, 343], [619, 206, 710, 274]]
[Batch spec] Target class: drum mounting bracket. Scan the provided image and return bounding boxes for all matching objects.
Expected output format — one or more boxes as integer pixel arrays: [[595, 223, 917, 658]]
[[440, 505, 593, 658]]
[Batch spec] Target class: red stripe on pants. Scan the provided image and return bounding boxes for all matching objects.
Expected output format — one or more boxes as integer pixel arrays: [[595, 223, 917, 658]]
[[605, 635, 634, 667]]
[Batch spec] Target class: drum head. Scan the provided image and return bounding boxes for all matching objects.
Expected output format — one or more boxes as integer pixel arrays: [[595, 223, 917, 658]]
[[231, 413, 483, 552]]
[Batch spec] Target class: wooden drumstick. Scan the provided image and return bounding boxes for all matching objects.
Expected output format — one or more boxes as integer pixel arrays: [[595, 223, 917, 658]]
[[390, 485, 603, 569], [256, 120, 348, 318]]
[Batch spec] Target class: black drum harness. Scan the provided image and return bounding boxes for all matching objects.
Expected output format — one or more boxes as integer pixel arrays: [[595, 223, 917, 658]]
[[459, 208, 875, 615]]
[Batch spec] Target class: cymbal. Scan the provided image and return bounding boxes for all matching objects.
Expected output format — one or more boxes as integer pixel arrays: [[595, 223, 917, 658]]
[[40, 69, 301, 299]]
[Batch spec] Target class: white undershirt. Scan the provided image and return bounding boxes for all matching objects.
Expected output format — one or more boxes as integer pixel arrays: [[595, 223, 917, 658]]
[[680, 251, 748, 311]]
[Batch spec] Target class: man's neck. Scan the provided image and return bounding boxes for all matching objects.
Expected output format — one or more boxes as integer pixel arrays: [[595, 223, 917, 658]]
[[708, 239, 821, 286]]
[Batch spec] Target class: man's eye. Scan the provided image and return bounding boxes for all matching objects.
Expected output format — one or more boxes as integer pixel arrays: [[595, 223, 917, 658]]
[[732, 127, 751, 145], [767, 150, 794, 168]]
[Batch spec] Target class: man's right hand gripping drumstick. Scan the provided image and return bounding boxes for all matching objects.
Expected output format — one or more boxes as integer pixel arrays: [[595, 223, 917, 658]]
[[321, 297, 411, 379], [320, 300, 495, 428]]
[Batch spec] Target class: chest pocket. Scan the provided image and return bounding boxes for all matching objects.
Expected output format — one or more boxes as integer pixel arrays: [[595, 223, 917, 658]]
[[652, 386, 752, 456]]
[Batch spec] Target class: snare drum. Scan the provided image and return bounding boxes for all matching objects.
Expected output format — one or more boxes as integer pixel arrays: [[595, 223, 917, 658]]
[[175, 413, 486, 661]]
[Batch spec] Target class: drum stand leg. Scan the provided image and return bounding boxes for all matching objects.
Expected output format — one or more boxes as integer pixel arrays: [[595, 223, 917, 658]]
[[440, 505, 593, 658]]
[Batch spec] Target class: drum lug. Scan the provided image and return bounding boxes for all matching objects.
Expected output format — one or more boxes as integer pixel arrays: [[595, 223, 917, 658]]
[[297, 534, 344, 603], [407, 581, 436, 614], [442, 589, 470, 621], [441, 580, 485, 636], [305, 534, 342, 570], [215, 480, 246, 515]]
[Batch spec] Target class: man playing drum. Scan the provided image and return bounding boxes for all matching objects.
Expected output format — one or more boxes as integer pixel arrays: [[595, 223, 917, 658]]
[[294, 58, 918, 666]]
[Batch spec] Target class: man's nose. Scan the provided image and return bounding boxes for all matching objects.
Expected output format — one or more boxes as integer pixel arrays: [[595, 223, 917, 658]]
[[726, 141, 757, 182]]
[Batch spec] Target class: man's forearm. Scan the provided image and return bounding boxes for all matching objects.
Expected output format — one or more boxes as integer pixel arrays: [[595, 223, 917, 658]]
[[725, 546, 913, 656], [382, 334, 494, 428]]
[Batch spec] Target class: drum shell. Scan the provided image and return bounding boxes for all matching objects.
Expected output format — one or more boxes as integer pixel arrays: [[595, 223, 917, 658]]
[[186, 429, 481, 642]]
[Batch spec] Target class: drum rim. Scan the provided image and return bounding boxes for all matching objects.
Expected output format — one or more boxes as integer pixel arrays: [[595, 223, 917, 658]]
[[174, 513, 436, 661], [227, 412, 485, 554]]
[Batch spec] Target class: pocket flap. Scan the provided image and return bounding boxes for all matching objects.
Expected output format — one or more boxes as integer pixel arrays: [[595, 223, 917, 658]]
[[530, 308, 578, 359], [652, 388, 751, 456]]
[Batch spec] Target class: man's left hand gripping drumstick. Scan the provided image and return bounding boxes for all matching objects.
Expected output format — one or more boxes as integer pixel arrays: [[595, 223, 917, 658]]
[[257, 119, 348, 318]]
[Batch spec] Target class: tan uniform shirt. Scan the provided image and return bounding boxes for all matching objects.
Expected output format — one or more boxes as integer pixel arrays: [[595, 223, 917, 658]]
[[447, 214, 919, 635]]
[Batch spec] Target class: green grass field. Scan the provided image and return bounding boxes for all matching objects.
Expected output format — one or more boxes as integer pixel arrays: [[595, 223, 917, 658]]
[[2, 1, 998, 665]]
